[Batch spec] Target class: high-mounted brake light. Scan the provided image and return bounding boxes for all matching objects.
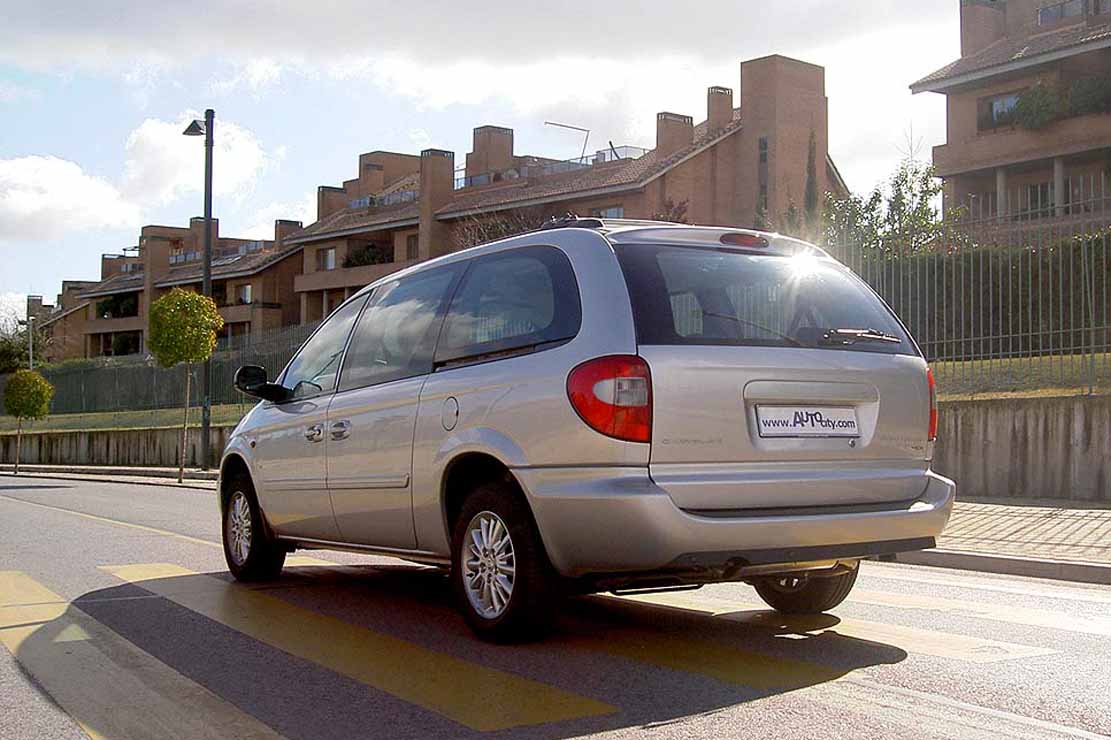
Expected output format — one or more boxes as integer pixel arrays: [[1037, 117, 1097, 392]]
[[567, 355, 652, 443], [927, 367, 938, 442], [720, 233, 769, 248]]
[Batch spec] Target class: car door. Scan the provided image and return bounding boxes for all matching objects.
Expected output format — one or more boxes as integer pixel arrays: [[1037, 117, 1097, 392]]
[[251, 295, 367, 541], [326, 264, 462, 548]]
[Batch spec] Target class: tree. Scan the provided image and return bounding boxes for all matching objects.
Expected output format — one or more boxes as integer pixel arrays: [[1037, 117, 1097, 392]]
[[4, 369, 54, 474], [822, 158, 952, 256], [652, 198, 690, 223], [454, 206, 557, 250], [148, 289, 224, 482], [804, 130, 820, 231]]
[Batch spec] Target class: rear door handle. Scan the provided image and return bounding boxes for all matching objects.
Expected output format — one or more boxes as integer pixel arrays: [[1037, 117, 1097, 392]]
[[330, 420, 351, 440], [304, 424, 324, 442]]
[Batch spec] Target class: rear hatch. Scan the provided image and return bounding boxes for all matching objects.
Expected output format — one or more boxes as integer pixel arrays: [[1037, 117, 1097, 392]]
[[613, 235, 932, 513]]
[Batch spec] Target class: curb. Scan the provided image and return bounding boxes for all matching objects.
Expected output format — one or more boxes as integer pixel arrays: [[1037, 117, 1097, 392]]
[[0, 470, 217, 492], [0, 464, 217, 481], [892, 548, 1111, 586]]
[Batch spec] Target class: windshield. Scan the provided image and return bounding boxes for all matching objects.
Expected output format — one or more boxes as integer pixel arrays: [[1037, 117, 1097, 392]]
[[615, 244, 914, 355]]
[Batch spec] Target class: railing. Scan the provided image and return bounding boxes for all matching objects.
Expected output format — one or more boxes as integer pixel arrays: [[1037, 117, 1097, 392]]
[[348, 190, 419, 209], [826, 184, 1110, 396], [453, 146, 649, 189]]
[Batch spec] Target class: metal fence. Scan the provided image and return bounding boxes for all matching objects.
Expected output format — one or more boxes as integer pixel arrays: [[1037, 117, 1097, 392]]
[[824, 173, 1110, 396]]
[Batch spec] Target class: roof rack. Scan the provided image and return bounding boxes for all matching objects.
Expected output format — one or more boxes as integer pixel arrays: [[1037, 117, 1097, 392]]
[[537, 212, 677, 231]]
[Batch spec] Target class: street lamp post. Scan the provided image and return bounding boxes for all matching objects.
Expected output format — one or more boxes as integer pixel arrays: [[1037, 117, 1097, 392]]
[[17, 317, 34, 369], [183, 109, 215, 470]]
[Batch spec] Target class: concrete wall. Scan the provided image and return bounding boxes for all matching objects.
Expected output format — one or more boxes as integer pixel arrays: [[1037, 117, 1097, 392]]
[[2, 395, 1108, 503], [934, 395, 1111, 503], [0, 426, 235, 469]]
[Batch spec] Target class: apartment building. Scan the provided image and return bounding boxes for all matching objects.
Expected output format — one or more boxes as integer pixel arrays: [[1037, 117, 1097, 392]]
[[286, 54, 848, 322], [912, 0, 1111, 221], [69, 218, 304, 359], [28, 282, 98, 364]]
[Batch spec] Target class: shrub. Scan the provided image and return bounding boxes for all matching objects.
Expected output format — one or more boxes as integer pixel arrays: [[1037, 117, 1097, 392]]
[[1069, 77, 1111, 116], [1015, 83, 1064, 130], [4, 369, 54, 474]]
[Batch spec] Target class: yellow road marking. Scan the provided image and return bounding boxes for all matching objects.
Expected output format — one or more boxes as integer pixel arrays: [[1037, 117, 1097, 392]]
[[851, 588, 1111, 637], [0, 571, 285, 740], [612, 591, 1057, 663], [105, 563, 616, 731]]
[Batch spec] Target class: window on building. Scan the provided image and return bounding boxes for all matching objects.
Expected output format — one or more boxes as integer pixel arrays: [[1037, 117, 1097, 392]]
[[591, 206, 625, 219], [757, 136, 770, 216], [977, 92, 1021, 130], [1038, 0, 1084, 24], [406, 234, 419, 261], [338, 266, 460, 391], [237, 284, 253, 305], [317, 247, 336, 271], [436, 246, 582, 365], [758, 137, 768, 164]]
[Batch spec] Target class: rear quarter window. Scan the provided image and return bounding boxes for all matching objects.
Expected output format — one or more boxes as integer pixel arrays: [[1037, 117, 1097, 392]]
[[615, 244, 914, 355], [435, 245, 582, 364]]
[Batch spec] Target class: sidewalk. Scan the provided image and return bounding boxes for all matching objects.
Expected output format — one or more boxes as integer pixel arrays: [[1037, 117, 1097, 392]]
[[894, 500, 1111, 585], [0, 464, 217, 491]]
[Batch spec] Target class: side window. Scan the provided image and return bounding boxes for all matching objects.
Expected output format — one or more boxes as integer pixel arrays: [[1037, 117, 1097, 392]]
[[281, 295, 367, 398], [436, 245, 581, 364], [337, 266, 459, 392]]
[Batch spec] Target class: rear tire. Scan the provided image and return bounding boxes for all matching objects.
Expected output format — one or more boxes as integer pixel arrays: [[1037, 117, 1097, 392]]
[[451, 481, 554, 641], [753, 566, 859, 614], [222, 473, 286, 582]]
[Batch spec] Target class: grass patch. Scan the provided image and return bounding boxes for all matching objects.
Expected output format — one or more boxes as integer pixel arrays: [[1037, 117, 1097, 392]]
[[0, 403, 251, 434], [934, 352, 1109, 400]]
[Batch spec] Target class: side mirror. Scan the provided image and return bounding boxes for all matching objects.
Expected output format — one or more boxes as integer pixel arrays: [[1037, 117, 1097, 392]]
[[234, 365, 291, 403]]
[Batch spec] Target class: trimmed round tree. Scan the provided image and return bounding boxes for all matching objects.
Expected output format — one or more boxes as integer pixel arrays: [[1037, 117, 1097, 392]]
[[148, 289, 224, 482], [4, 369, 54, 474]]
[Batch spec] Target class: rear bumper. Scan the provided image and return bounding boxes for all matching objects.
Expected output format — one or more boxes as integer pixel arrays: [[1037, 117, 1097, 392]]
[[514, 466, 955, 578]]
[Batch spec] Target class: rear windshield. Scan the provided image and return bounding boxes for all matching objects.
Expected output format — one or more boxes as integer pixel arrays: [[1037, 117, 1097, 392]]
[[614, 244, 914, 355]]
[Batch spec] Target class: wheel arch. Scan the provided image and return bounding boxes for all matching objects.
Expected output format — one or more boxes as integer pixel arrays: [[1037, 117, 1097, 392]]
[[440, 451, 531, 536]]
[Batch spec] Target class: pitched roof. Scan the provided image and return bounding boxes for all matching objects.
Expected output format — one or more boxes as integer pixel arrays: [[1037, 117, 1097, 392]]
[[78, 272, 144, 298], [912, 20, 1111, 93], [38, 301, 90, 328], [435, 111, 746, 217], [285, 200, 421, 244], [154, 243, 304, 287]]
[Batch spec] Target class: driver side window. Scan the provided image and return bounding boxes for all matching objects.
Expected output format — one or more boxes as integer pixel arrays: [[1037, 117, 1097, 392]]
[[282, 295, 367, 398]]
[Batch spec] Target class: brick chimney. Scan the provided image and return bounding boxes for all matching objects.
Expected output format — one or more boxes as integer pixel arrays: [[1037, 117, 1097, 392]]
[[656, 112, 694, 159], [961, 0, 1005, 57], [274, 219, 303, 247], [419, 148, 455, 260], [26, 295, 43, 320], [707, 86, 734, 133], [466, 125, 514, 177], [358, 160, 386, 193]]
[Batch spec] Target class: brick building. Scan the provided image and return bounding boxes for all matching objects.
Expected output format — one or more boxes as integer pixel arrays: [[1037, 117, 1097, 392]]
[[287, 54, 848, 322], [66, 218, 304, 359], [912, 0, 1111, 221]]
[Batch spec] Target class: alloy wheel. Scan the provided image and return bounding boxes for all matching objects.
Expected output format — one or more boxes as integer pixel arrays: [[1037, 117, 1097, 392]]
[[462, 511, 516, 619]]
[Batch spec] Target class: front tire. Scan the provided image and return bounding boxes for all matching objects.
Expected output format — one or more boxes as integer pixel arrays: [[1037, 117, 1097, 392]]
[[753, 566, 859, 614], [222, 474, 286, 581], [451, 481, 553, 641]]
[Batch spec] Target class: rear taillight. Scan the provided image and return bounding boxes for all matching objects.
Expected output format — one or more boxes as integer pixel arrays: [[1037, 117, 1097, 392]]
[[927, 367, 938, 442], [567, 355, 652, 443]]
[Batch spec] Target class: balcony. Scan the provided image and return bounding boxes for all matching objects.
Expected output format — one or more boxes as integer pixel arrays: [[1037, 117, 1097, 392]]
[[85, 315, 145, 335], [294, 260, 416, 293], [935, 112, 1111, 177], [218, 302, 283, 325]]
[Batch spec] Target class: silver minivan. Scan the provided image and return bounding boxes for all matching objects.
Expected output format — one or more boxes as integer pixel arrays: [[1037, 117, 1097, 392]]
[[222, 219, 955, 640]]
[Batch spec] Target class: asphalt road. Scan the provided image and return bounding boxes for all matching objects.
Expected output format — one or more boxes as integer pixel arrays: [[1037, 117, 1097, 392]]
[[1, 475, 1109, 740]]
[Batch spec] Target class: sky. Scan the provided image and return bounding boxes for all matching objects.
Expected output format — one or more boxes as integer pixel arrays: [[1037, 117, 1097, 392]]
[[0, 1, 960, 318]]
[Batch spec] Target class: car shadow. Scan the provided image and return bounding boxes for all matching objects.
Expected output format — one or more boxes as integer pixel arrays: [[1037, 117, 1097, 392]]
[[16, 563, 907, 739]]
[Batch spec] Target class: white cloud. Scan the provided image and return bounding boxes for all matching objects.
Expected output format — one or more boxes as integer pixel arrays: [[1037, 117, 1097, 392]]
[[0, 292, 27, 333], [0, 156, 140, 242], [0, 81, 39, 104], [122, 112, 275, 206], [211, 58, 291, 95], [239, 191, 316, 240]]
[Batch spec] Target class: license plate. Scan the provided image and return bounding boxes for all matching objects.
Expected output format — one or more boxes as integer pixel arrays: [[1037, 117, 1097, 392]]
[[756, 406, 860, 438]]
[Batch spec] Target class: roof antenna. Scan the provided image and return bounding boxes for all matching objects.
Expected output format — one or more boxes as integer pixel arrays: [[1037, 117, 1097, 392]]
[[608, 140, 620, 161], [545, 121, 591, 163]]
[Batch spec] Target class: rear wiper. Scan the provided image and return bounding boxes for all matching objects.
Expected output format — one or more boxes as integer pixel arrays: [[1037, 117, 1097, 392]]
[[701, 311, 803, 346], [818, 328, 902, 345]]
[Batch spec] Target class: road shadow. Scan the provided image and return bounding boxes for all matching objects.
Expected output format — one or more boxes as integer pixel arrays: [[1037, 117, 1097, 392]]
[[14, 563, 908, 739]]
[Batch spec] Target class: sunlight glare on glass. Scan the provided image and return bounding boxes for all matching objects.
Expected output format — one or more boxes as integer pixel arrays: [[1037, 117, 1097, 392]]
[[788, 253, 823, 279]]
